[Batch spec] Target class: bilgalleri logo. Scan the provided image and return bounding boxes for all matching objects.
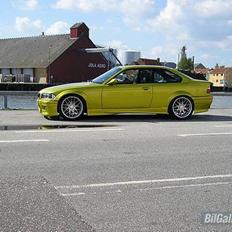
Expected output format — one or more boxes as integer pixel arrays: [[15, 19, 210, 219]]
[[204, 213, 232, 224]]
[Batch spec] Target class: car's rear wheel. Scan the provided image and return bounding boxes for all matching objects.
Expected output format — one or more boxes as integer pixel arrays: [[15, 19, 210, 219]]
[[169, 96, 193, 119], [59, 95, 84, 120]]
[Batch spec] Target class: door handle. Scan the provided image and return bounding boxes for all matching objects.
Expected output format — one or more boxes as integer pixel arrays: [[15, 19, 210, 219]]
[[143, 87, 149, 90]]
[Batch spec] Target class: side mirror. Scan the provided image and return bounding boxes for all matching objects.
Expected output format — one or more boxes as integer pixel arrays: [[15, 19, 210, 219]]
[[107, 78, 118, 85]]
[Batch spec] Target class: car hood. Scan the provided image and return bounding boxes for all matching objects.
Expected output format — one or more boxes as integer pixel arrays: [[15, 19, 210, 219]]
[[40, 82, 99, 93]]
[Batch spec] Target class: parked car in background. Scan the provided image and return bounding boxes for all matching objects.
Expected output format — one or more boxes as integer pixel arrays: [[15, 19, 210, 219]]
[[37, 65, 213, 120]]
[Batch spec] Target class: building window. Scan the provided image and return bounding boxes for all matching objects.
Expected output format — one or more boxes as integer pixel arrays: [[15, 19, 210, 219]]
[[216, 79, 219, 82]]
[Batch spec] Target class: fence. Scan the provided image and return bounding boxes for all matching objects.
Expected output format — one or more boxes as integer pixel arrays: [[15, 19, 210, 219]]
[[0, 91, 38, 109]]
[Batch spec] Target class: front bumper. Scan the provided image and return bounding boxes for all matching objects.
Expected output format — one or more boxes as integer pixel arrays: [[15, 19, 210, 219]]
[[37, 99, 59, 117]]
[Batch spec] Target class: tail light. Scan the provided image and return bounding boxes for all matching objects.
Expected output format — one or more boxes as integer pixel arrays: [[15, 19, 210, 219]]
[[207, 86, 211, 94]]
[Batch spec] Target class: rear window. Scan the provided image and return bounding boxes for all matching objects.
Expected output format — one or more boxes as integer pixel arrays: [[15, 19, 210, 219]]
[[153, 69, 182, 83]]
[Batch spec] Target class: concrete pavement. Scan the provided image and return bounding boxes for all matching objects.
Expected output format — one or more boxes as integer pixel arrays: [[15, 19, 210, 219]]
[[0, 109, 232, 231], [0, 176, 95, 232]]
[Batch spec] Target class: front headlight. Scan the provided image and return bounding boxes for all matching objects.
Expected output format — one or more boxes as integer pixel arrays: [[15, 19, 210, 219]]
[[40, 93, 56, 100]]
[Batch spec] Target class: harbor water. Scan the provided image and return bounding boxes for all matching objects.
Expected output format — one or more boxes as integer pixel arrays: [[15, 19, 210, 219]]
[[0, 95, 38, 109], [0, 94, 232, 110]]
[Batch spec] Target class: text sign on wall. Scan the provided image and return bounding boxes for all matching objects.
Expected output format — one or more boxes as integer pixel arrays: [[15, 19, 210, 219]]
[[88, 63, 106, 68]]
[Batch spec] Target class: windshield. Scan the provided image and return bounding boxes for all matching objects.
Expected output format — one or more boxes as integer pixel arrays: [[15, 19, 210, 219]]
[[92, 67, 122, 84]]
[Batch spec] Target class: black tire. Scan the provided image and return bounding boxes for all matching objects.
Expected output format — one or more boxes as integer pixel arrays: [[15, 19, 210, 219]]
[[168, 96, 194, 119], [58, 95, 85, 120]]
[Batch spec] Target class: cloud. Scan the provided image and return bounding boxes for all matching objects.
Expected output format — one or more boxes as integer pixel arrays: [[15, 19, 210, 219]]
[[147, 0, 190, 40], [53, 0, 117, 11], [120, 0, 154, 30], [214, 36, 232, 50], [45, 21, 69, 35], [106, 40, 129, 50], [15, 16, 42, 32], [11, 0, 38, 10], [146, 0, 232, 50], [194, 0, 232, 18], [227, 20, 232, 26], [53, 0, 154, 30], [150, 45, 179, 61], [53, 0, 232, 45], [200, 53, 218, 61], [25, 0, 38, 9], [15, 18, 69, 35], [90, 25, 104, 32]]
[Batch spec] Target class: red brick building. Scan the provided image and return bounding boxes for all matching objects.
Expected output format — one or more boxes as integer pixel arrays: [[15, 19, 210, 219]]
[[0, 22, 108, 84], [132, 58, 161, 65]]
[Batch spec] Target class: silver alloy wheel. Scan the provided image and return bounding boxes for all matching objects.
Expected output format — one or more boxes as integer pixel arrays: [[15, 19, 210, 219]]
[[60, 96, 84, 119], [172, 96, 193, 119]]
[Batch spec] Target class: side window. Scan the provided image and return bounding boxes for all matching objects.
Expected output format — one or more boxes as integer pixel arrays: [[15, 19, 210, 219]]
[[137, 69, 154, 83], [115, 69, 138, 84], [154, 70, 182, 83], [154, 72, 165, 83]]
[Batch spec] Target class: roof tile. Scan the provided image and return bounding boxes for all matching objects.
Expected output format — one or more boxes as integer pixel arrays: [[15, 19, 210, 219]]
[[0, 34, 76, 68]]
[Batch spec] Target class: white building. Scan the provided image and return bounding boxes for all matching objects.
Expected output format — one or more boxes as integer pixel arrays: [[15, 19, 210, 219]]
[[118, 50, 141, 65]]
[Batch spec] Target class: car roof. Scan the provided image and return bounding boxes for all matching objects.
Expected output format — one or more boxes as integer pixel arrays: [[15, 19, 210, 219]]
[[120, 65, 174, 71]]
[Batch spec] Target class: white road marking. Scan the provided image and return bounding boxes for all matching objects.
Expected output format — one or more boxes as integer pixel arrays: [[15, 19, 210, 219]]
[[61, 192, 86, 197], [55, 174, 232, 190], [139, 181, 232, 191], [116, 189, 122, 193], [178, 132, 232, 137], [60, 182, 232, 197], [15, 128, 124, 134], [215, 125, 232, 128], [0, 139, 49, 143]]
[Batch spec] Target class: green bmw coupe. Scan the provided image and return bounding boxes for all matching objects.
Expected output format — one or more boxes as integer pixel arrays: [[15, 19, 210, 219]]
[[38, 65, 213, 120]]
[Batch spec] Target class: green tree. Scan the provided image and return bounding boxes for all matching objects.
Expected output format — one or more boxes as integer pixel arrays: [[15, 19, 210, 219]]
[[178, 46, 194, 71]]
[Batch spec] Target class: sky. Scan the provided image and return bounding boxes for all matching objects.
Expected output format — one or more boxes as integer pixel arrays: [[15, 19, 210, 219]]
[[0, 0, 232, 68]]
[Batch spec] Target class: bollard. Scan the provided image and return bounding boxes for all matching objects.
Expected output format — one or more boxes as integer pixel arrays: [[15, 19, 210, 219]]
[[3, 95, 8, 109]]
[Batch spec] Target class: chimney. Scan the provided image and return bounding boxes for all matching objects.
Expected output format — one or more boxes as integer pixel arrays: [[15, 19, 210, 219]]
[[70, 22, 89, 39]]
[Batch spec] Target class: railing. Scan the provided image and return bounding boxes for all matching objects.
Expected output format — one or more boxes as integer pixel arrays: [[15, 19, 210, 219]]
[[0, 91, 38, 109]]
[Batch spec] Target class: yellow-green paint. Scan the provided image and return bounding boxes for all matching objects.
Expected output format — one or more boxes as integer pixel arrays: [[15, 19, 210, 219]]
[[37, 65, 213, 117]]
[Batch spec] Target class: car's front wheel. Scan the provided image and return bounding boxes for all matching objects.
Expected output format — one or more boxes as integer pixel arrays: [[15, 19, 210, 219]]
[[169, 96, 193, 119], [59, 95, 84, 120]]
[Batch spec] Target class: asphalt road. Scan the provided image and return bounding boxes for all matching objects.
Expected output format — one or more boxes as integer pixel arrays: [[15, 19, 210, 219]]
[[0, 109, 232, 231]]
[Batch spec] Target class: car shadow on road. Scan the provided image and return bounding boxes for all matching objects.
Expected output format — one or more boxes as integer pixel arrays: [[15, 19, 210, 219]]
[[189, 114, 232, 122], [77, 114, 232, 123]]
